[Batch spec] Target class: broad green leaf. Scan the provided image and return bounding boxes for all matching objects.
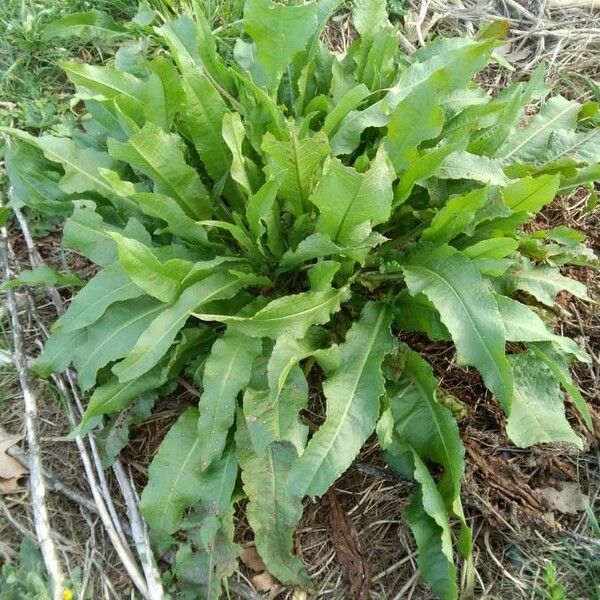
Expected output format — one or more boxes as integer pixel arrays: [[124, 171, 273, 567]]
[[280, 232, 383, 268], [436, 151, 509, 185], [82, 363, 166, 424], [221, 112, 255, 195], [322, 84, 369, 137], [60, 61, 145, 121], [242, 0, 319, 91], [184, 72, 230, 182], [262, 131, 329, 217], [108, 233, 192, 303], [32, 328, 87, 377], [311, 149, 394, 246], [5, 129, 117, 199], [196, 332, 262, 469], [498, 96, 580, 162], [384, 443, 457, 600], [62, 203, 149, 267], [41, 11, 126, 41], [4, 142, 69, 216], [143, 57, 184, 131], [384, 72, 445, 173], [389, 348, 465, 514], [462, 238, 519, 260], [244, 332, 323, 454], [75, 296, 163, 390], [141, 408, 238, 546], [241, 441, 311, 587], [289, 302, 395, 498], [0, 265, 82, 291], [246, 174, 284, 247], [174, 451, 238, 598], [504, 259, 589, 306], [126, 192, 210, 246], [108, 122, 211, 219], [394, 292, 451, 341], [402, 243, 513, 411], [353, 0, 387, 38], [330, 39, 494, 156], [506, 351, 582, 449], [543, 129, 600, 165], [194, 286, 350, 339], [528, 343, 592, 430], [53, 264, 142, 333], [113, 273, 244, 382], [501, 174, 560, 213], [308, 261, 340, 291], [422, 188, 487, 244], [496, 295, 589, 362], [394, 141, 465, 206]]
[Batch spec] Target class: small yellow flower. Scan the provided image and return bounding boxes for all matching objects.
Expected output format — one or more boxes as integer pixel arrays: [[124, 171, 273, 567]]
[[62, 589, 73, 600]]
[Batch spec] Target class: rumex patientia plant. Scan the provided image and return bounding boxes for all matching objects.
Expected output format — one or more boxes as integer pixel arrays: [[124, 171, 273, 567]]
[[5, 0, 599, 597]]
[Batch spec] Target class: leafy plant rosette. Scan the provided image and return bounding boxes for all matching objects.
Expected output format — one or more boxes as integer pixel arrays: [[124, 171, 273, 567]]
[[4, 0, 599, 597]]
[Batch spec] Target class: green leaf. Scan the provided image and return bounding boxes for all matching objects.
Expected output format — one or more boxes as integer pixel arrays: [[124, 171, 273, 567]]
[[388, 348, 465, 515], [141, 408, 238, 545], [75, 296, 163, 390], [242, 0, 319, 91], [353, 0, 387, 38], [394, 141, 465, 206], [422, 188, 487, 244], [394, 292, 451, 341], [5, 129, 117, 199], [262, 131, 329, 217], [528, 343, 592, 430], [402, 243, 513, 411], [289, 302, 395, 498], [108, 122, 211, 219], [498, 96, 580, 162], [504, 259, 589, 306], [384, 72, 445, 173], [194, 286, 350, 339], [241, 440, 311, 587], [436, 151, 509, 185], [183, 72, 230, 182], [0, 265, 83, 291], [4, 142, 69, 216], [108, 232, 192, 303], [81, 363, 166, 424], [330, 39, 494, 156], [60, 61, 145, 120], [221, 112, 253, 194], [113, 273, 245, 382], [40, 11, 127, 41], [311, 149, 394, 246], [501, 174, 560, 213], [62, 203, 149, 267], [462, 238, 519, 260], [543, 129, 600, 165], [32, 328, 87, 377], [196, 332, 262, 469], [246, 175, 284, 248], [244, 332, 322, 454], [126, 192, 210, 246], [506, 351, 582, 449], [496, 295, 588, 362], [384, 443, 457, 600]]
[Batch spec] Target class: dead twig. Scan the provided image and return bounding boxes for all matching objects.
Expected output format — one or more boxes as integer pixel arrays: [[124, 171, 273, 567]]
[[0, 225, 65, 600]]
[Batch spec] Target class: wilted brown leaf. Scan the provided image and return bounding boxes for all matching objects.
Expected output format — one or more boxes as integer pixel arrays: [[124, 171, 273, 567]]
[[538, 482, 589, 515], [240, 545, 267, 572], [0, 434, 27, 495]]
